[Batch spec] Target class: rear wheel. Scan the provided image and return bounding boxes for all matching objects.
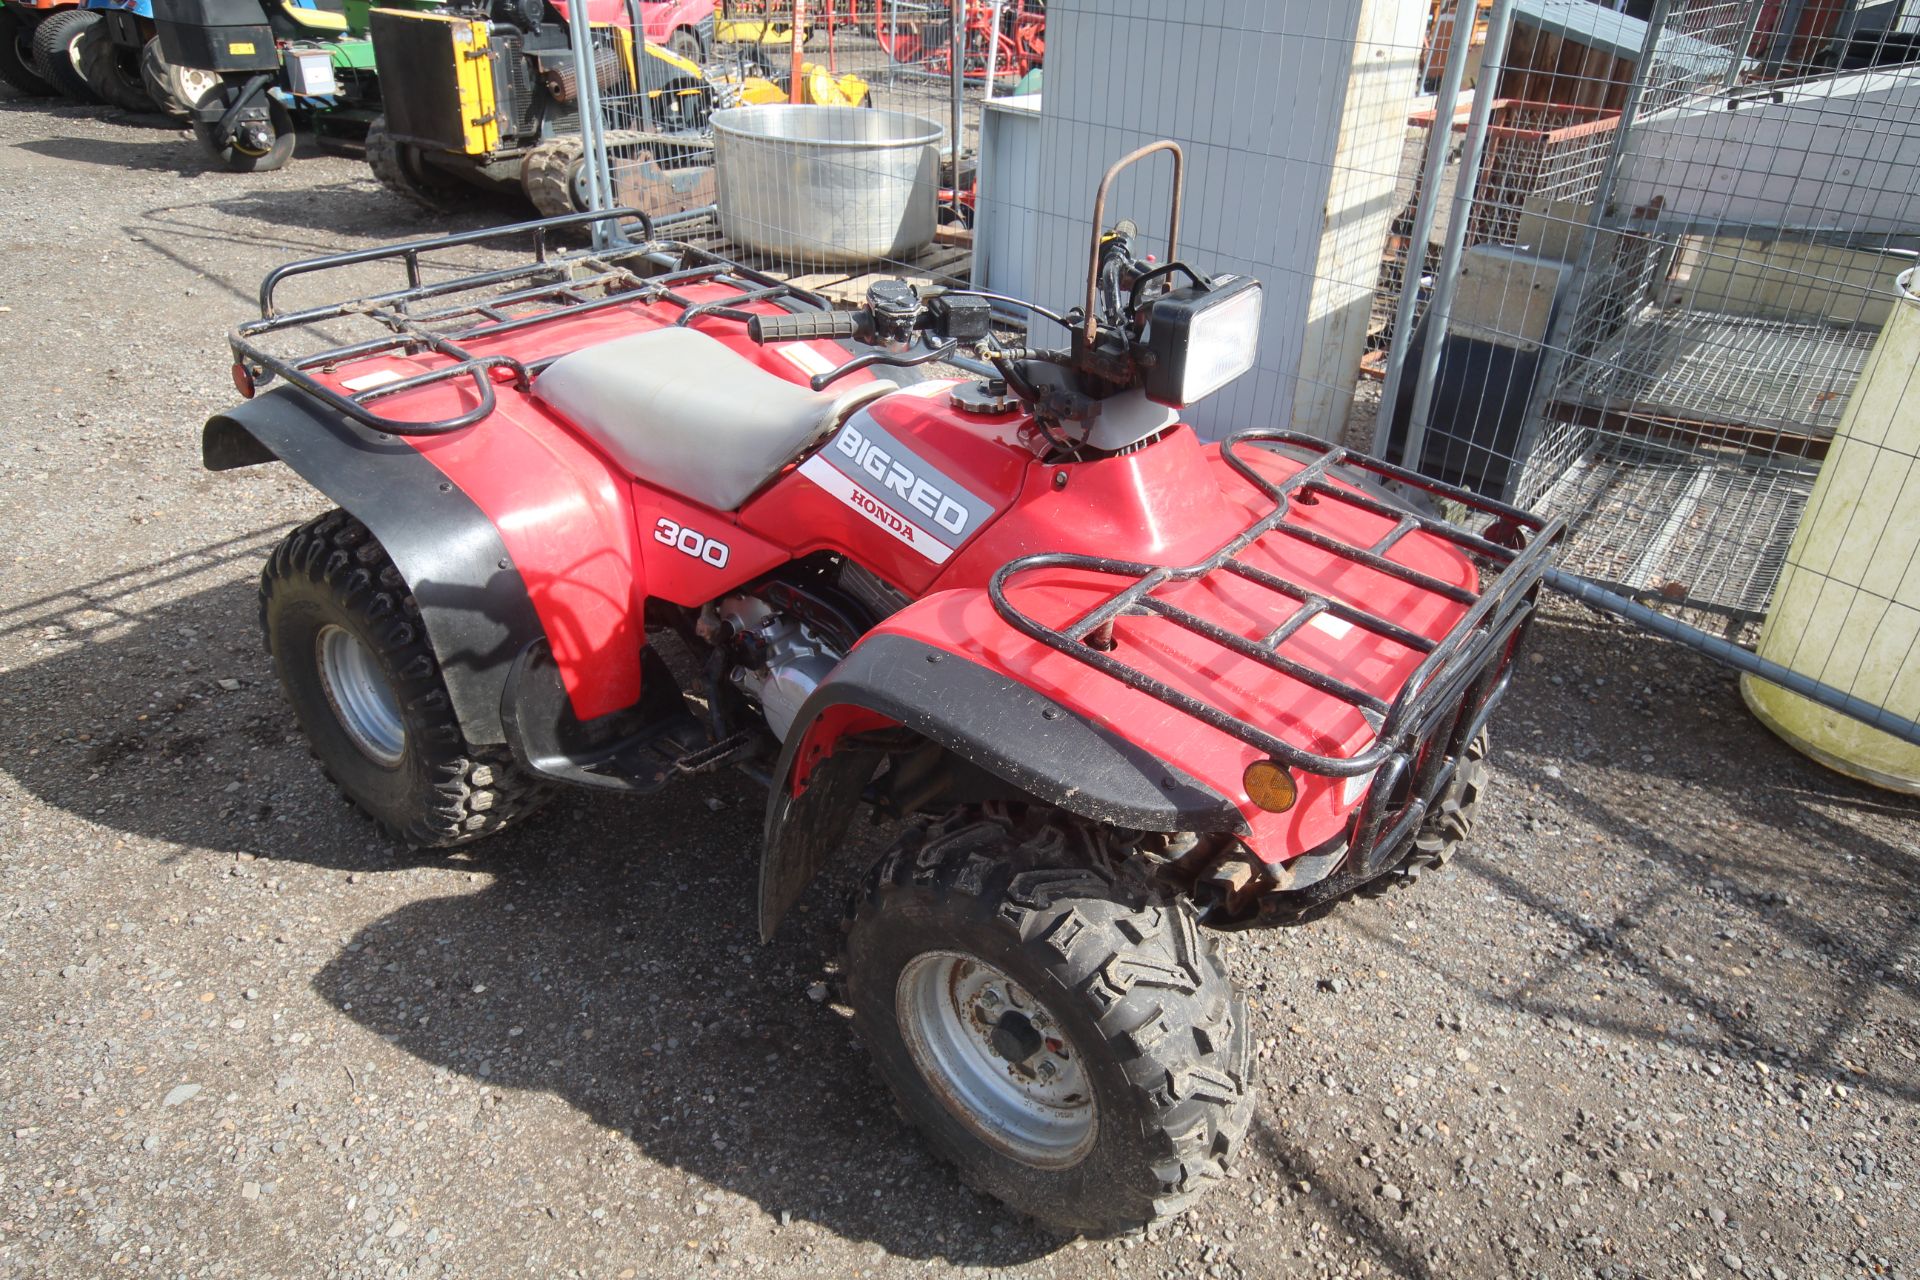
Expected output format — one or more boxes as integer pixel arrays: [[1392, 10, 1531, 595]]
[[30, 8, 103, 103], [366, 114, 464, 210], [0, 9, 55, 96], [192, 86, 296, 171], [843, 809, 1255, 1234], [140, 37, 217, 115], [75, 21, 151, 110], [260, 510, 550, 848]]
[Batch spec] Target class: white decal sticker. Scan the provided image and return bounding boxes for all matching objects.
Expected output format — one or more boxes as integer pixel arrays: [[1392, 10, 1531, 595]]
[[340, 368, 404, 392], [1307, 612, 1354, 640], [654, 517, 730, 568], [779, 344, 839, 379], [797, 454, 954, 564]]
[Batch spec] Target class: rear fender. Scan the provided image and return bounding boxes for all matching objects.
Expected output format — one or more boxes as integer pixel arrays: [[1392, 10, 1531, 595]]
[[758, 598, 1247, 939], [204, 387, 644, 745]]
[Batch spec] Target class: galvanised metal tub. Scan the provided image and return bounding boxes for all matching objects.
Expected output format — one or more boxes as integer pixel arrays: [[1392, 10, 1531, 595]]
[[712, 105, 942, 266]]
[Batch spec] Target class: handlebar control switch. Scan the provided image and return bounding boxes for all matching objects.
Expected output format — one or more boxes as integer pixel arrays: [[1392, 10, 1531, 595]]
[[866, 280, 922, 352]]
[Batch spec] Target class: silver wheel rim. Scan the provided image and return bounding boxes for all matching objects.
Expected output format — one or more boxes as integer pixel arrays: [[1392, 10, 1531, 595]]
[[173, 66, 218, 107], [895, 951, 1096, 1168], [316, 624, 406, 767]]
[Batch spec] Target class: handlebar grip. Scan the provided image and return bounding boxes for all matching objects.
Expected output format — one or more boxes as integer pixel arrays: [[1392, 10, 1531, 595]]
[[747, 310, 866, 343]]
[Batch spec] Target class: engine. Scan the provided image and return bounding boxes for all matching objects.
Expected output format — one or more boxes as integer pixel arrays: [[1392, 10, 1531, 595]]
[[702, 595, 843, 742]]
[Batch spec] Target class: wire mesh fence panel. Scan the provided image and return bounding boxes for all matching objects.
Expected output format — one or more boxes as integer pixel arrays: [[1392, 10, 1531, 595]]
[[576, 1, 1027, 299], [1381, 0, 1920, 628]]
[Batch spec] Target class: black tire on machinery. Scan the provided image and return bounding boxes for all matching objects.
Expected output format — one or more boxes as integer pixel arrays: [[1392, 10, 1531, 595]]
[[520, 136, 586, 218], [365, 114, 465, 211], [842, 807, 1257, 1235], [0, 9, 56, 96], [139, 37, 209, 115], [31, 8, 104, 103], [259, 509, 551, 848], [75, 19, 152, 110], [667, 25, 701, 63], [192, 91, 296, 171]]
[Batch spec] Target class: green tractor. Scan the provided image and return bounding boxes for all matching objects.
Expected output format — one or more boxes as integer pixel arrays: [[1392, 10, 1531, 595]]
[[150, 0, 382, 169]]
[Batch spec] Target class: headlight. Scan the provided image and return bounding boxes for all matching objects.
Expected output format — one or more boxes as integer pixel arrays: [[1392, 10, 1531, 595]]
[[1141, 274, 1263, 407]]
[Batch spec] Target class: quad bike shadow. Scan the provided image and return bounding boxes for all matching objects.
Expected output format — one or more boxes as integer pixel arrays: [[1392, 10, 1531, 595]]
[[307, 802, 1076, 1264], [0, 565, 1064, 1259]]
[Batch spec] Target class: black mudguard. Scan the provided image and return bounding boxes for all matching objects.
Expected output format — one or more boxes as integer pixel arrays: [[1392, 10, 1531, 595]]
[[205, 388, 543, 746], [758, 633, 1247, 939]]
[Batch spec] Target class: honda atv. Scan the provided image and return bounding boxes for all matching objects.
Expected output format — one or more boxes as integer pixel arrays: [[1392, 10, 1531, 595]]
[[203, 144, 1560, 1234]]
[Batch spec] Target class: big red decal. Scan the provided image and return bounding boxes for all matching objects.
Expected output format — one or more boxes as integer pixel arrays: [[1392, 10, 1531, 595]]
[[796, 412, 995, 564]]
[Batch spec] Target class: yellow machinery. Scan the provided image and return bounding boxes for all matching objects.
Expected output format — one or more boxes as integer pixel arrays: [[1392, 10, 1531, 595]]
[[365, 3, 717, 216]]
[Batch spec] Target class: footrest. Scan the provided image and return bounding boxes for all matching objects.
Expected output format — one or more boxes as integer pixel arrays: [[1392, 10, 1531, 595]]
[[673, 729, 755, 775]]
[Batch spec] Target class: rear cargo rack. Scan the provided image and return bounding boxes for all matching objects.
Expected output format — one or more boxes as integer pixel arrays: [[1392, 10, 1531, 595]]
[[989, 430, 1564, 865], [229, 208, 840, 436]]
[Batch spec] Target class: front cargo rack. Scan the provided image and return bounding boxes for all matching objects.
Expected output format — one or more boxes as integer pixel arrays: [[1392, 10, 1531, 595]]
[[989, 430, 1564, 869], [229, 208, 843, 436]]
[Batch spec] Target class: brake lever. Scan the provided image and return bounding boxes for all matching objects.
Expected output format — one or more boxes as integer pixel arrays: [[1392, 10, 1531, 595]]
[[808, 340, 961, 393]]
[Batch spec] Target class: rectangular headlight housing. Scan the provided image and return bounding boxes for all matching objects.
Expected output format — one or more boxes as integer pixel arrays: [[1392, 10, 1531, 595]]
[[1142, 274, 1263, 407]]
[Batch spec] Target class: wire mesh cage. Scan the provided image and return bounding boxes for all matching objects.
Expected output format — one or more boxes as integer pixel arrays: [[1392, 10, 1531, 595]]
[[1369, 98, 1619, 359]]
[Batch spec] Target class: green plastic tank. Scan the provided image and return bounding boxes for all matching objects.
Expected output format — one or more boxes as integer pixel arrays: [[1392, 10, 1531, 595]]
[[1742, 269, 1920, 792]]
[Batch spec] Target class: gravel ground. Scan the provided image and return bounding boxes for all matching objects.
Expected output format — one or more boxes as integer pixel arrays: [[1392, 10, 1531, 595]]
[[3, 98, 1919, 1280]]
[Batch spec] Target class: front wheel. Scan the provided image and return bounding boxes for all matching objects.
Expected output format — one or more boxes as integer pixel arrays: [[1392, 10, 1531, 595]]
[[192, 86, 296, 172], [843, 809, 1255, 1235], [667, 26, 701, 63], [366, 114, 464, 210], [260, 510, 550, 847]]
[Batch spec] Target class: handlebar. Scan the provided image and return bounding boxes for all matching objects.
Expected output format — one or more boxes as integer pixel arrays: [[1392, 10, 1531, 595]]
[[746, 310, 869, 343]]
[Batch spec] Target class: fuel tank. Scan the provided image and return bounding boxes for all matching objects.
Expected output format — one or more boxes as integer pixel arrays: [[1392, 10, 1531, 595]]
[[737, 378, 1040, 594]]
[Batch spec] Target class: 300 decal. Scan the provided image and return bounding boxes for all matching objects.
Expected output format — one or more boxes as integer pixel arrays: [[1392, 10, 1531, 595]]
[[654, 518, 730, 568]]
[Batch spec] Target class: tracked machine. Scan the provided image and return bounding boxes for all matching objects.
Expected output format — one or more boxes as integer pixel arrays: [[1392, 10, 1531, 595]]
[[365, 0, 717, 217]]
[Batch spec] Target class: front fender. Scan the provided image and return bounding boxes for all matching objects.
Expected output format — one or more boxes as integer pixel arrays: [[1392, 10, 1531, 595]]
[[759, 622, 1245, 939]]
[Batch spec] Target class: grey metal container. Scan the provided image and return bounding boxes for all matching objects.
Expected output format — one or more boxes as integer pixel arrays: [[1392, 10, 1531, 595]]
[[712, 105, 943, 266]]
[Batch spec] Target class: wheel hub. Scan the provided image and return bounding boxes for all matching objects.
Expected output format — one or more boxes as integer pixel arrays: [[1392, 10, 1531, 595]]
[[896, 952, 1096, 1168], [316, 624, 406, 767]]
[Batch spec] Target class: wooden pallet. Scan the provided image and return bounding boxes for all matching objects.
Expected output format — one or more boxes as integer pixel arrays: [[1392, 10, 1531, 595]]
[[664, 214, 973, 308], [783, 241, 973, 308]]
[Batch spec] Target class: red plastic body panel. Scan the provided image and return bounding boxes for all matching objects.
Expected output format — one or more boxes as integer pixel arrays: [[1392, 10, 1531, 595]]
[[298, 275, 1486, 866], [787, 430, 1480, 865], [738, 379, 1034, 594], [300, 280, 872, 722], [550, 0, 715, 42]]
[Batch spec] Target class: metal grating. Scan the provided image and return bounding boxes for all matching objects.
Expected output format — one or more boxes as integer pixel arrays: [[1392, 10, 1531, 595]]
[[1556, 306, 1882, 438], [1531, 432, 1818, 616]]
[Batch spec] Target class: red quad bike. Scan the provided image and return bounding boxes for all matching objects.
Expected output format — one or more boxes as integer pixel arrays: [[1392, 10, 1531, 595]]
[[205, 143, 1561, 1233]]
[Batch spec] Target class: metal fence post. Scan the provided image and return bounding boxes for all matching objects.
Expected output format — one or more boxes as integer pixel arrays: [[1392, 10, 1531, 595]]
[[1400, 0, 1518, 475], [1373, 0, 1478, 457], [565, 0, 617, 249], [949, 0, 965, 220], [1509, 0, 1675, 488]]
